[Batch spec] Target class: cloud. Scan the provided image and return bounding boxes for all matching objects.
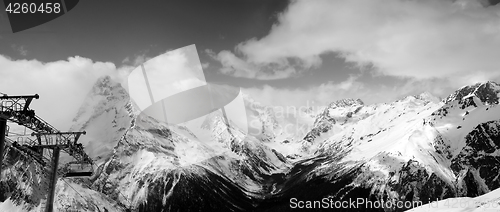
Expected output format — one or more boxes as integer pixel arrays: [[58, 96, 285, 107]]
[[206, 49, 298, 80], [0, 44, 214, 133], [122, 53, 150, 67], [0, 44, 234, 141], [217, 0, 500, 83], [11, 44, 28, 56], [243, 76, 366, 107], [336, 75, 360, 90], [242, 75, 464, 108], [0, 55, 130, 131], [127, 45, 207, 111]]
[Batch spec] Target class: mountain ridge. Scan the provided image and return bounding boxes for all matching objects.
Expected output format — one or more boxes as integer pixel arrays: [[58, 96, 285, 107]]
[[2, 77, 500, 212]]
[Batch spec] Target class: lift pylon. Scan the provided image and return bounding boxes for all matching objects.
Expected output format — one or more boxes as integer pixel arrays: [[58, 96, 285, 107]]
[[0, 94, 56, 133], [1, 94, 94, 212], [31, 131, 92, 164], [30, 131, 94, 212]]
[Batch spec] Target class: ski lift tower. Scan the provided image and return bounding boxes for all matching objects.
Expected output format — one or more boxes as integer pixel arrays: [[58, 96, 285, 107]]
[[0, 93, 94, 212], [0, 94, 48, 178]]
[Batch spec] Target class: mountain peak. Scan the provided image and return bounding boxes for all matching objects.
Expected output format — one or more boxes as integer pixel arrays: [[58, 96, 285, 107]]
[[71, 76, 135, 130], [90, 75, 122, 96], [328, 98, 364, 108], [445, 81, 500, 105], [414, 92, 441, 103]]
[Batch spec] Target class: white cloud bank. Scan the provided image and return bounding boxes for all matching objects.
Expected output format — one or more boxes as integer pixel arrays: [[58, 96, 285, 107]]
[[0, 45, 207, 131], [0, 55, 130, 131], [214, 0, 500, 84]]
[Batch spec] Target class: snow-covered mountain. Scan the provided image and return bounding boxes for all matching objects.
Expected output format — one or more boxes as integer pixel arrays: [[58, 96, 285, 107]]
[[69, 75, 137, 162], [301, 81, 500, 211], [2, 77, 500, 212]]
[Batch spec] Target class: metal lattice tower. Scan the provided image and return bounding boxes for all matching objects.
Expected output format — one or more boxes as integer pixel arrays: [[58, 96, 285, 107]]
[[0, 94, 94, 212]]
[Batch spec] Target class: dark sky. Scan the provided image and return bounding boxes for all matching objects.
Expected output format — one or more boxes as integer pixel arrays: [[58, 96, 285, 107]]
[[1, 0, 288, 60], [0, 0, 308, 86]]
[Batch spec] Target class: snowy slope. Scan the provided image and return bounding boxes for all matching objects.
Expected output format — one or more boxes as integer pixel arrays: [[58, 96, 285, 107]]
[[63, 76, 293, 211], [305, 82, 500, 211], [242, 93, 321, 159], [407, 187, 500, 212]]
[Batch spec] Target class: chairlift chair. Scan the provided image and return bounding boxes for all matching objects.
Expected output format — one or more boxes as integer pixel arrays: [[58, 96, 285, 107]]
[[63, 161, 94, 178]]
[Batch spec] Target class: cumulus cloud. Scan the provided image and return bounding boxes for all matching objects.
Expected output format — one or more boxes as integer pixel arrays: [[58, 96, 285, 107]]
[[216, 0, 500, 83], [0, 54, 131, 131]]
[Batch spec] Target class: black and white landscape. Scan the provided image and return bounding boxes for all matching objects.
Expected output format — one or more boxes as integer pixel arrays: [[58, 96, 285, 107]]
[[1, 0, 500, 211]]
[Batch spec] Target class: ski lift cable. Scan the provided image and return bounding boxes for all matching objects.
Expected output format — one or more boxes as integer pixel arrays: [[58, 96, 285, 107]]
[[64, 176, 132, 211], [6, 137, 130, 210], [60, 178, 102, 211], [80, 166, 132, 209], [78, 163, 132, 208], [116, 186, 132, 208]]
